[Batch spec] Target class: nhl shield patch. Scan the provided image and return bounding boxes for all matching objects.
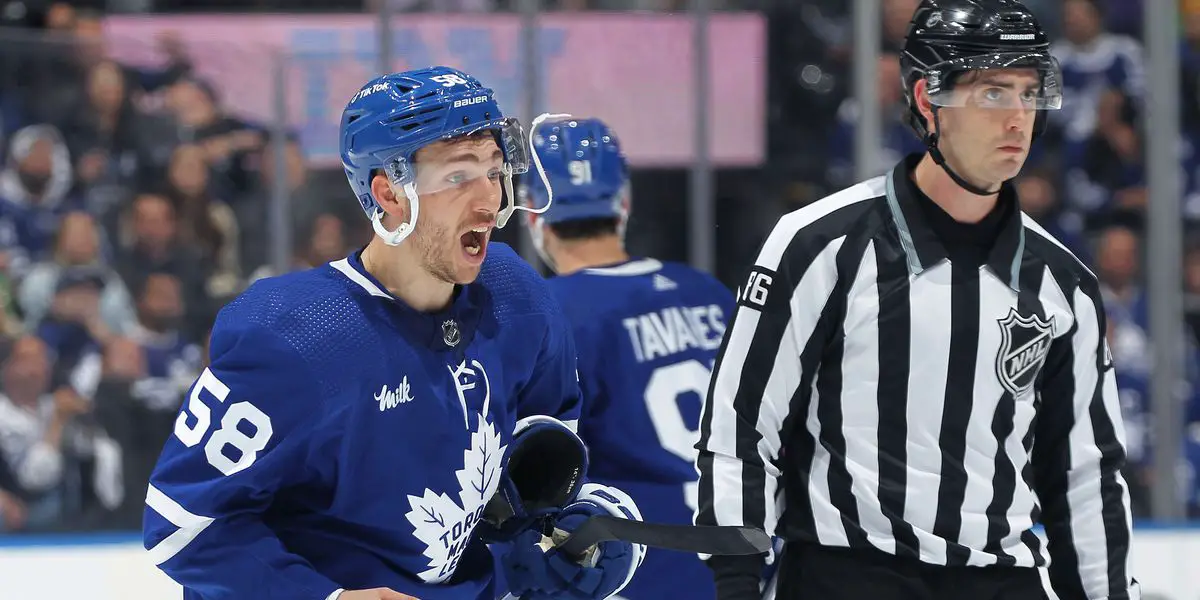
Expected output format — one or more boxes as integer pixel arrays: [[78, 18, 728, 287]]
[[442, 319, 462, 347], [995, 307, 1053, 398]]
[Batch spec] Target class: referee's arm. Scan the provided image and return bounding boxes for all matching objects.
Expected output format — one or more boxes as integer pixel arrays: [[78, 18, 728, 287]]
[[694, 210, 847, 598], [1033, 282, 1136, 600]]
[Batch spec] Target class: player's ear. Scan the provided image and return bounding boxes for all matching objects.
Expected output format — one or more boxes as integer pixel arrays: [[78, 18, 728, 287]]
[[913, 78, 937, 136], [371, 172, 408, 222]]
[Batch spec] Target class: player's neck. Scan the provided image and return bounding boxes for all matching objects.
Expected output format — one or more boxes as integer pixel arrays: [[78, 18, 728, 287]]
[[550, 236, 629, 276], [913, 152, 999, 224], [361, 239, 455, 312]]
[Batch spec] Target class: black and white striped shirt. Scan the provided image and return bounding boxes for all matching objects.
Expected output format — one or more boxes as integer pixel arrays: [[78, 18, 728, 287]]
[[695, 157, 1136, 599]]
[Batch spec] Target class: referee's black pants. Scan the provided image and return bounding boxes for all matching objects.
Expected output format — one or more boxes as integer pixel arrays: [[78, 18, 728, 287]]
[[774, 541, 1048, 600]]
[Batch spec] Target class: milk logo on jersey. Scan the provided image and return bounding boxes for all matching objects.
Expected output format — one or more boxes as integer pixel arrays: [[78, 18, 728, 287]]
[[376, 376, 414, 411], [995, 307, 1053, 398], [404, 359, 503, 583]]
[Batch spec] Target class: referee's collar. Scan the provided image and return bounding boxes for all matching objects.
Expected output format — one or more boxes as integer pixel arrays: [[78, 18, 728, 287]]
[[884, 155, 1025, 292]]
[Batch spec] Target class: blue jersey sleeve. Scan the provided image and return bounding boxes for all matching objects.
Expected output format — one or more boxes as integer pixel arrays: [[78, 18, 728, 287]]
[[568, 316, 609, 426], [514, 304, 583, 430], [143, 321, 343, 600]]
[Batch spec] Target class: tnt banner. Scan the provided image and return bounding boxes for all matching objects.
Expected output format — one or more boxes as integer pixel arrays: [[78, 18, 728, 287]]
[[102, 13, 766, 168]]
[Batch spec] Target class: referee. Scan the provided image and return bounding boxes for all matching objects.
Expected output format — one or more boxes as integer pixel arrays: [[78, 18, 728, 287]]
[[694, 1, 1138, 599]]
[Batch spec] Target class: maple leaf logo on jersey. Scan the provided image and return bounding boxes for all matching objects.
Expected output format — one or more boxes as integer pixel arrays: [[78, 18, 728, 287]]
[[404, 413, 506, 583]]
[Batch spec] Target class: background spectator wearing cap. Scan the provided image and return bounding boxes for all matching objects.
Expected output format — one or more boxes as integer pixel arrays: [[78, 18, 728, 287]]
[[34, 265, 111, 403], [18, 210, 134, 335]]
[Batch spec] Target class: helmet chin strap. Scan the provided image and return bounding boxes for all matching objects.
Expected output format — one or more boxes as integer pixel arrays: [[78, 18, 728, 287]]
[[373, 181, 421, 246], [615, 184, 631, 242], [497, 112, 573, 229], [529, 215, 558, 273], [927, 108, 1002, 197]]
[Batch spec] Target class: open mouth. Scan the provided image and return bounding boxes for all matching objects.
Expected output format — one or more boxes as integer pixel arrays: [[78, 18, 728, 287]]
[[461, 226, 488, 258]]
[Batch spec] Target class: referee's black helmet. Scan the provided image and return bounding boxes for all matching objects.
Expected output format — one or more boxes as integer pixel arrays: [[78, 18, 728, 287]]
[[899, 0, 1062, 194]]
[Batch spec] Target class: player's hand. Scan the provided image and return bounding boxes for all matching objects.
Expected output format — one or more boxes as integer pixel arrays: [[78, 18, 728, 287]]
[[500, 484, 644, 600], [338, 588, 419, 600]]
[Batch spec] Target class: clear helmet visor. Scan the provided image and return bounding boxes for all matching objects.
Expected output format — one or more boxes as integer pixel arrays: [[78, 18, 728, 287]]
[[925, 52, 1063, 111], [367, 113, 567, 245], [382, 117, 530, 196]]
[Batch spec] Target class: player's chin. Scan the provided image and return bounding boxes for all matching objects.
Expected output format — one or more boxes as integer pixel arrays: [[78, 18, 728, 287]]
[[450, 262, 484, 284]]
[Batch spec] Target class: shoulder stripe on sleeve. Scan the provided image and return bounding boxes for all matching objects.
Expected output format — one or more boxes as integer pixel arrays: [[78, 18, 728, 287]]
[[145, 484, 215, 566]]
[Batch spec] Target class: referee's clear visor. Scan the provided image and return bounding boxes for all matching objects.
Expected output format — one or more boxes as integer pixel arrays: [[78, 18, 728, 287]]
[[925, 52, 1063, 111]]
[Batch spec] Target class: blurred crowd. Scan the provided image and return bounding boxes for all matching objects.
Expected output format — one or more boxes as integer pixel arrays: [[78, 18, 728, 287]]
[[0, 3, 366, 534], [0, 0, 1198, 536]]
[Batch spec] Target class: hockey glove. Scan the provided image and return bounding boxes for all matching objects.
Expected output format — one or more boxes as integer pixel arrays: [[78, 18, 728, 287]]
[[500, 483, 646, 600], [478, 415, 589, 543]]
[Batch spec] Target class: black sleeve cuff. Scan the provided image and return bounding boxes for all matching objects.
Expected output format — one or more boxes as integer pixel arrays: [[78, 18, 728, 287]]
[[707, 554, 768, 600]]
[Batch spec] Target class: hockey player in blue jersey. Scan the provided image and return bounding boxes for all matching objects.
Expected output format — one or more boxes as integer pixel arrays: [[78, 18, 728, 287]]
[[521, 118, 736, 599], [142, 67, 646, 600]]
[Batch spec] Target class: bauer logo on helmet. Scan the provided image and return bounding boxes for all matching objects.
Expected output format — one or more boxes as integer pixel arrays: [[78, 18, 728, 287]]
[[453, 95, 489, 109]]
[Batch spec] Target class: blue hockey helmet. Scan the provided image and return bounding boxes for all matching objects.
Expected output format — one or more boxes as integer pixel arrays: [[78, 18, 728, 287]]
[[340, 66, 563, 245], [521, 117, 629, 271], [521, 117, 629, 227]]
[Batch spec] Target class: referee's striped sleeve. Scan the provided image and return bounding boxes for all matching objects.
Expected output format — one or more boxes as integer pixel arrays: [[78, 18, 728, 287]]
[[694, 183, 877, 595], [1033, 270, 1135, 600]]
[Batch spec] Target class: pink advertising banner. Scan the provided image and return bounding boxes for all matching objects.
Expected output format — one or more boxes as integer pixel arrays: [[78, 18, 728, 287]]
[[102, 13, 765, 168]]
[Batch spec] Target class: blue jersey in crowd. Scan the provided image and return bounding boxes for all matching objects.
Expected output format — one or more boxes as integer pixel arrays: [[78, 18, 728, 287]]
[[130, 328, 203, 413], [547, 257, 735, 600], [143, 243, 582, 600]]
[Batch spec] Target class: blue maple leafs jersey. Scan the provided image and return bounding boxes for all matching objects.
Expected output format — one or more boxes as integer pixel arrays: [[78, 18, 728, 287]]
[[547, 258, 734, 600], [143, 243, 582, 600]]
